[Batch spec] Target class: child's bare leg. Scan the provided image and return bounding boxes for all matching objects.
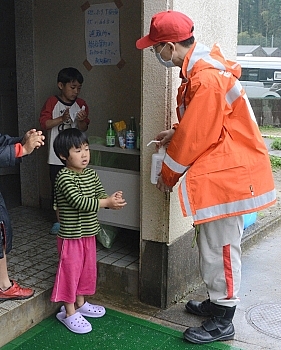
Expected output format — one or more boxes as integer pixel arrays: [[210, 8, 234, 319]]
[[75, 295, 85, 309], [64, 302, 76, 317]]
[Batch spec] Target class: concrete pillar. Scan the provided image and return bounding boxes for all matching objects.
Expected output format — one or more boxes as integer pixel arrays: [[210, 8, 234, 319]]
[[15, 0, 41, 208]]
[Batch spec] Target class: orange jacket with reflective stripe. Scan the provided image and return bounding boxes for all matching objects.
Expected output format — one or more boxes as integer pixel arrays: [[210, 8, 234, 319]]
[[161, 42, 276, 225]]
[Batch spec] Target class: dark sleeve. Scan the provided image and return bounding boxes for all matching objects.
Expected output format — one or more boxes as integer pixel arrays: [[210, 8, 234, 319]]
[[0, 134, 22, 146], [0, 134, 22, 167]]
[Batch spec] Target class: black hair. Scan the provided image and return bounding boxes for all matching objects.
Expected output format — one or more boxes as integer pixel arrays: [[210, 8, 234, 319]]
[[159, 27, 195, 49], [53, 128, 89, 164], [178, 35, 195, 48], [57, 67, 84, 85]]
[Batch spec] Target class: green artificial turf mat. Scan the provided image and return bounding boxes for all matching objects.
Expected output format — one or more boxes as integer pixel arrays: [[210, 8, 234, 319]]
[[3, 308, 244, 350]]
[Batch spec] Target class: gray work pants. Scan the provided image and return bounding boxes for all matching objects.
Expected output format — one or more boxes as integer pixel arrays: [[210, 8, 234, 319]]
[[197, 215, 243, 308]]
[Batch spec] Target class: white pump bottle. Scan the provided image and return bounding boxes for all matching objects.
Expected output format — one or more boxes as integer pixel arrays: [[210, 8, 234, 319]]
[[147, 140, 166, 184]]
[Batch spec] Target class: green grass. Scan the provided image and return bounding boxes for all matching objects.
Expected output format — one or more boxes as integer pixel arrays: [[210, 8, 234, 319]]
[[270, 138, 281, 150], [270, 155, 281, 170], [2, 309, 243, 350], [259, 125, 280, 133], [258, 126, 281, 169], [259, 126, 281, 138], [268, 137, 281, 169]]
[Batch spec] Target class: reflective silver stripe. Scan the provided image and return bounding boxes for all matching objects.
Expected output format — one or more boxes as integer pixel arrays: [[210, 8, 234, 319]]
[[225, 80, 257, 123], [187, 43, 226, 78], [243, 94, 257, 123], [225, 80, 241, 105], [164, 153, 188, 174], [193, 189, 276, 222], [180, 177, 276, 221], [179, 178, 192, 216]]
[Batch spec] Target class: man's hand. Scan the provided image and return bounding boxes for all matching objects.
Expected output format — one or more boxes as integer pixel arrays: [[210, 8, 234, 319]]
[[156, 129, 175, 147], [156, 174, 173, 193]]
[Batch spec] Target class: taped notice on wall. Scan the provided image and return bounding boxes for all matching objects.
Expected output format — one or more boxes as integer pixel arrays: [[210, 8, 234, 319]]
[[85, 2, 121, 66]]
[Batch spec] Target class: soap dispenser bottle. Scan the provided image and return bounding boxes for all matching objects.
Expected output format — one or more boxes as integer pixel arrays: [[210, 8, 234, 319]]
[[147, 140, 166, 184]]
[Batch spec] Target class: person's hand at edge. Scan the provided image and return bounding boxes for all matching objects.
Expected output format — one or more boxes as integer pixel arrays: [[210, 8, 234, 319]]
[[22, 130, 45, 155]]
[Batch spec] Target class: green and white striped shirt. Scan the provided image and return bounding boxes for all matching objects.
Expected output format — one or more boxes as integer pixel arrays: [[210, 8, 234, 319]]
[[54, 167, 108, 239]]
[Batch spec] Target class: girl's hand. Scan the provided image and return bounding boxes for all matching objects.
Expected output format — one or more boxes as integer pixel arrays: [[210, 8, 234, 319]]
[[114, 191, 123, 199], [110, 192, 127, 210], [101, 192, 127, 210]]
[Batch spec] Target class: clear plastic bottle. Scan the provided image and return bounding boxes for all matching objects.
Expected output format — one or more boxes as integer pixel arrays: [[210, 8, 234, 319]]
[[106, 119, 115, 147], [147, 140, 166, 184], [126, 116, 137, 149], [150, 147, 165, 184]]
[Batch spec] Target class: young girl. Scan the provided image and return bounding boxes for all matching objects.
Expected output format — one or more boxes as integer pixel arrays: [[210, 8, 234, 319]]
[[51, 128, 127, 334]]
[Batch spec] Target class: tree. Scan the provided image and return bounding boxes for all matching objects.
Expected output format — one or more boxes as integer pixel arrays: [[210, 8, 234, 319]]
[[238, 0, 281, 48]]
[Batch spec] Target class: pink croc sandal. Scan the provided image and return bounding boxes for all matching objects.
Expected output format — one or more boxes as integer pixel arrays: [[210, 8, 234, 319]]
[[56, 311, 92, 334], [61, 301, 106, 318]]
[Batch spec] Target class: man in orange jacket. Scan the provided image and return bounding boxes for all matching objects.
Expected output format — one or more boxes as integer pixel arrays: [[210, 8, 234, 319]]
[[136, 10, 276, 345]]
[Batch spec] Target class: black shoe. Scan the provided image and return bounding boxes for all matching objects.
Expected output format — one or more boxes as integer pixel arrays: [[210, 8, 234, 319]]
[[183, 317, 235, 344], [185, 299, 212, 317], [184, 303, 236, 344]]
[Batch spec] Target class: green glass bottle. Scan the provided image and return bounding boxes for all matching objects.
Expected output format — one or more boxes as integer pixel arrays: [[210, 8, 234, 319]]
[[106, 119, 115, 147]]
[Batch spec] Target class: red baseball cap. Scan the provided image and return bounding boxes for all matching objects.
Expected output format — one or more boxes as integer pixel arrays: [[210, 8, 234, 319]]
[[136, 10, 194, 49]]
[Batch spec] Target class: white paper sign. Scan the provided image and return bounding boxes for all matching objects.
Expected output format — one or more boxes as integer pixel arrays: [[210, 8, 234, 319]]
[[85, 2, 121, 66]]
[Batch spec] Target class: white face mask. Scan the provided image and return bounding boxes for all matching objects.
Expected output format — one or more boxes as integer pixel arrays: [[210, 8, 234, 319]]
[[155, 44, 175, 68]]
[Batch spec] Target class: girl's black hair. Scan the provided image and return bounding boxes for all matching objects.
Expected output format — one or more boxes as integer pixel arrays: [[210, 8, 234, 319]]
[[53, 128, 89, 164], [57, 67, 84, 85]]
